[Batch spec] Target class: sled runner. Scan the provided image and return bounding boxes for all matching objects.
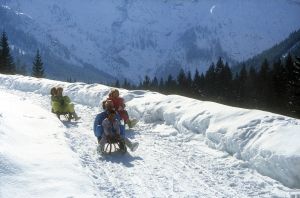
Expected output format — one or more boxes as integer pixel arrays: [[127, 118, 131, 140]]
[[55, 111, 72, 121], [52, 109, 80, 122], [97, 135, 127, 155]]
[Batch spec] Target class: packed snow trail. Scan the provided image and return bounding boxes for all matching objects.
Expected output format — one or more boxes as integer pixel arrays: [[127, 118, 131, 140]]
[[1, 76, 299, 197]]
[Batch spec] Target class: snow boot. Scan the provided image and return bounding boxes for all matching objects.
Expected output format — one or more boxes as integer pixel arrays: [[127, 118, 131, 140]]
[[125, 139, 139, 152], [72, 112, 81, 121], [127, 119, 138, 128], [130, 142, 139, 152], [97, 137, 106, 154]]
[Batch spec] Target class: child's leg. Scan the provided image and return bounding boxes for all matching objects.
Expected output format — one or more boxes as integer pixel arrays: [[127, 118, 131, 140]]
[[66, 103, 75, 113], [99, 136, 107, 148], [119, 110, 129, 122], [124, 138, 139, 152]]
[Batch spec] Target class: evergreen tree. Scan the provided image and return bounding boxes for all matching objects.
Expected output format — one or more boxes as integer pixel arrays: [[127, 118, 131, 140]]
[[192, 69, 201, 97], [288, 57, 300, 117], [177, 69, 187, 95], [222, 62, 233, 102], [204, 63, 216, 99], [0, 31, 15, 74], [245, 66, 258, 108], [186, 71, 193, 96], [165, 74, 177, 94], [142, 75, 151, 89], [199, 73, 205, 97], [235, 64, 248, 105], [159, 78, 165, 92], [123, 79, 131, 89], [32, 50, 45, 78], [271, 59, 287, 111], [257, 59, 272, 108], [215, 57, 225, 74], [214, 57, 225, 99], [151, 77, 159, 91], [115, 80, 120, 88], [285, 53, 294, 83]]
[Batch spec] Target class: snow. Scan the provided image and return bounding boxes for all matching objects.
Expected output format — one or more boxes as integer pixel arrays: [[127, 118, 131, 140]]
[[0, 74, 300, 197], [0, 89, 97, 197], [2, 0, 300, 81], [1, 5, 11, 10], [210, 5, 216, 14], [15, 11, 32, 19], [128, 95, 300, 188]]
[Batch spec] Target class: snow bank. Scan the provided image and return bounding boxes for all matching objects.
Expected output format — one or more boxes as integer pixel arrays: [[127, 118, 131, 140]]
[[127, 94, 300, 189], [0, 88, 96, 197], [1, 74, 300, 189]]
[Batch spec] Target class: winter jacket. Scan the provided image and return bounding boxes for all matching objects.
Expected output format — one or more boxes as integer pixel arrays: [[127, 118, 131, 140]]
[[51, 96, 75, 113], [107, 96, 129, 122], [109, 97, 125, 111], [93, 111, 125, 138], [102, 118, 121, 136]]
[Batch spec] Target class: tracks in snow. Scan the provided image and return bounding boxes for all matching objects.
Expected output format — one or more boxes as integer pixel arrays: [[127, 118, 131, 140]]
[[2, 88, 291, 198]]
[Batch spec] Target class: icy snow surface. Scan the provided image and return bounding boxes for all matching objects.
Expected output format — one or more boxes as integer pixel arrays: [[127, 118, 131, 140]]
[[0, 74, 300, 197]]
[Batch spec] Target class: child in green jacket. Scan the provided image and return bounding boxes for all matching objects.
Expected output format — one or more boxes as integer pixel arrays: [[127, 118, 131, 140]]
[[50, 87, 80, 121]]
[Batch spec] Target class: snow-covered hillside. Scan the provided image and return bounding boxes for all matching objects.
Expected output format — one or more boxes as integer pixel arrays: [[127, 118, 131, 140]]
[[0, 74, 299, 197], [1, 0, 300, 82]]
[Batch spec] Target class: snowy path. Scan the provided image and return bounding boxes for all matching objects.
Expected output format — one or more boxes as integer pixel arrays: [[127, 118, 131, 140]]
[[0, 86, 293, 198]]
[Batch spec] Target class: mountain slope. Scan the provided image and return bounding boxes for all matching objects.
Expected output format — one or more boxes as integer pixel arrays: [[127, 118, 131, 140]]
[[0, 5, 116, 83], [1, 0, 300, 82], [234, 28, 300, 71]]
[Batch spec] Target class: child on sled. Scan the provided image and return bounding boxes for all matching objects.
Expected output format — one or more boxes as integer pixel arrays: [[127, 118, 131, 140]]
[[50, 87, 80, 121], [106, 89, 137, 128]]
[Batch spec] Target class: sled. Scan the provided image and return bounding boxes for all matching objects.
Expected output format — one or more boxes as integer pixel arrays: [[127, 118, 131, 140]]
[[52, 109, 73, 121], [56, 112, 73, 121], [97, 136, 127, 155]]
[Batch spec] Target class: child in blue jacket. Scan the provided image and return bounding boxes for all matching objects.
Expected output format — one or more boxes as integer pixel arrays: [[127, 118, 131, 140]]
[[93, 100, 138, 153]]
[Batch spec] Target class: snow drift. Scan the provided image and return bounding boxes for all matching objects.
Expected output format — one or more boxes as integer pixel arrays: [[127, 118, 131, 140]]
[[0, 89, 97, 197], [0, 74, 299, 189]]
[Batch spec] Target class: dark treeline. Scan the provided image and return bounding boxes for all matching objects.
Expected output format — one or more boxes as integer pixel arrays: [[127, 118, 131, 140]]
[[117, 56, 300, 118], [0, 31, 16, 74], [0, 31, 45, 78]]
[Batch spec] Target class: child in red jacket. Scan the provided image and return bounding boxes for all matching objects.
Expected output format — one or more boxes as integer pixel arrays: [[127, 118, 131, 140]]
[[107, 89, 137, 128]]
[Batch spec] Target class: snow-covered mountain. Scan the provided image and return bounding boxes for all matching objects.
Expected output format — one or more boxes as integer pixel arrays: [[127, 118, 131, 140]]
[[1, 0, 300, 82]]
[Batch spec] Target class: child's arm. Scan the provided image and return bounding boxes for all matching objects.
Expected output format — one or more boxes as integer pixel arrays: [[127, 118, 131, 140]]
[[118, 98, 126, 110]]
